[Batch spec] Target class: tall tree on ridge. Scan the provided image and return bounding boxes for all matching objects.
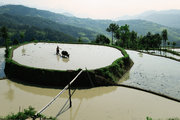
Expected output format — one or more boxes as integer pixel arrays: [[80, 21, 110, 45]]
[[0, 26, 9, 57], [162, 29, 168, 49], [130, 30, 137, 49], [106, 23, 119, 45], [0, 26, 9, 49]]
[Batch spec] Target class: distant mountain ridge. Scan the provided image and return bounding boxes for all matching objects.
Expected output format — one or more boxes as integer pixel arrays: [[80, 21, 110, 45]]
[[0, 5, 180, 46], [116, 10, 180, 29]]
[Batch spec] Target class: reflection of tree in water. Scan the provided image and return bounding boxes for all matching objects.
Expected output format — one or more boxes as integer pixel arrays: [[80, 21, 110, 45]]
[[11, 80, 117, 99], [56, 55, 60, 61], [138, 52, 143, 57], [69, 98, 82, 120], [55, 90, 83, 119], [118, 70, 130, 84], [62, 58, 69, 63], [5, 80, 14, 101], [22, 47, 26, 56]]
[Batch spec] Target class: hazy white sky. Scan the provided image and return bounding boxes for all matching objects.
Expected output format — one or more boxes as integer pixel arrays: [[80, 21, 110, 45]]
[[1, 0, 180, 19]]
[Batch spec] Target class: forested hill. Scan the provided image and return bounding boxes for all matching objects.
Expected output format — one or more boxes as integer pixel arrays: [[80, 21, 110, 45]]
[[0, 14, 77, 46], [0, 5, 180, 46], [0, 6, 98, 43]]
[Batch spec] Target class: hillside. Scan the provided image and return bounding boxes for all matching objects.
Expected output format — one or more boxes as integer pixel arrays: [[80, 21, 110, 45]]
[[0, 5, 180, 46], [116, 20, 180, 45], [0, 5, 111, 34], [0, 14, 77, 46], [0, 5, 98, 42]]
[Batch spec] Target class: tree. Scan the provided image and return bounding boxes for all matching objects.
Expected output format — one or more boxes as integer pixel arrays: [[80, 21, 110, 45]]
[[95, 34, 110, 44], [167, 41, 170, 49], [152, 33, 162, 50], [20, 32, 24, 43], [106, 23, 119, 45], [0, 26, 9, 57], [119, 24, 130, 48], [13, 38, 19, 45], [161, 29, 168, 49], [130, 30, 137, 49], [172, 42, 176, 50], [0, 26, 9, 49], [78, 37, 82, 43], [145, 32, 152, 50]]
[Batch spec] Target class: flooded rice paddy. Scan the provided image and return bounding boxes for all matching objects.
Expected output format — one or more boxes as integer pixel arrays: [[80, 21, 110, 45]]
[[1, 46, 180, 119], [0, 79, 180, 120], [171, 48, 180, 53], [12, 43, 123, 70], [0, 48, 5, 78], [141, 50, 180, 60], [120, 50, 180, 100]]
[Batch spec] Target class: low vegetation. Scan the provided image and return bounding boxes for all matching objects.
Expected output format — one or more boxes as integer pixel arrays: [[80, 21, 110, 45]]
[[0, 106, 56, 120]]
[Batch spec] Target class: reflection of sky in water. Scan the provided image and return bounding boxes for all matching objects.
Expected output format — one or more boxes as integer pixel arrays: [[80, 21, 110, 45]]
[[0, 48, 5, 78], [12, 43, 123, 70], [120, 50, 180, 100]]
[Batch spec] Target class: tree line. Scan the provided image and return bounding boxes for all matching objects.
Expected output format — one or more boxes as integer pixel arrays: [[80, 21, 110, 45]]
[[94, 23, 177, 50]]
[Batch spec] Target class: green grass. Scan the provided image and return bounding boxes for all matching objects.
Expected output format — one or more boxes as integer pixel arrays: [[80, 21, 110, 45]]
[[0, 106, 56, 120]]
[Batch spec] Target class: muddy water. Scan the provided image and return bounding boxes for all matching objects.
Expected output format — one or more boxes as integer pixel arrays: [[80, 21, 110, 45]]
[[1, 79, 180, 120], [0, 48, 5, 78], [120, 50, 180, 100], [1, 47, 180, 119], [12, 43, 123, 70]]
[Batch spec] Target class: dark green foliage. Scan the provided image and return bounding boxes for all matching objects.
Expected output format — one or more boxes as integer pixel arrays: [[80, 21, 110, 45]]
[[0, 13, 97, 43], [5, 106, 36, 120], [0, 20, 77, 45], [115, 24, 130, 48], [0, 26, 10, 57], [1, 106, 56, 120], [13, 38, 19, 45], [95, 34, 110, 44], [172, 42, 177, 49], [106, 23, 119, 44], [146, 117, 152, 120], [162, 29, 168, 48], [129, 30, 138, 49], [109, 23, 163, 50]]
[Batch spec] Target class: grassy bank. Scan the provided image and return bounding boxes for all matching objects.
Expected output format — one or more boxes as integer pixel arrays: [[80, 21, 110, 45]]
[[5, 42, 133, 87], [0, 106, 56, 120]]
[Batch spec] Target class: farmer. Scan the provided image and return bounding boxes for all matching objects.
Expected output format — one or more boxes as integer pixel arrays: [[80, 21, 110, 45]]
[[56, 46, 60, 55]]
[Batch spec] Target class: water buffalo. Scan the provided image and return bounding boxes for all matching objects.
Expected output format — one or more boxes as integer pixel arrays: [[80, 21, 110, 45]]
[[61, 50, 69, 58]]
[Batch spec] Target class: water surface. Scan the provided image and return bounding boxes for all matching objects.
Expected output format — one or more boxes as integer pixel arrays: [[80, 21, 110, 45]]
[[0, 79, 180, 120], [120, 50, 180, 100], [0, 48, 5, 78], [141, 50, 180, 60], [12, 43, 123, 70]]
